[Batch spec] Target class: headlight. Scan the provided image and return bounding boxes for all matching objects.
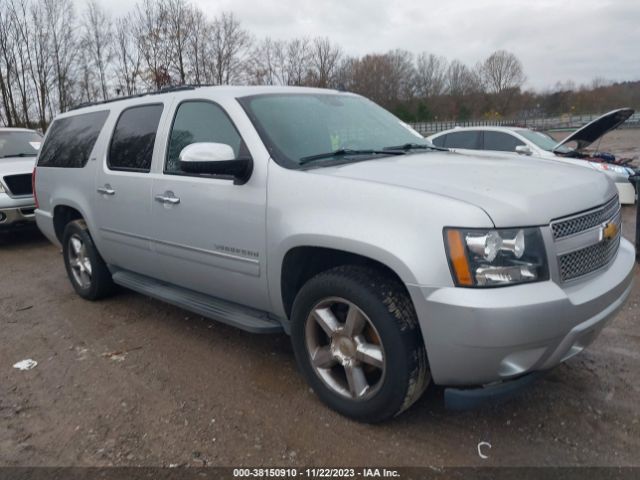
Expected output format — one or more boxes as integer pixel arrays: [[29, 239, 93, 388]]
[[589, 162, 630, 176], [444, 227, 548, 287]]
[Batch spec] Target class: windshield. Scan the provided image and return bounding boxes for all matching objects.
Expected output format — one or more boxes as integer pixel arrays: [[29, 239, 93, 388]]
[[0, 130, 42, 158], [239, 93, 432, 168], [518, 129, 572, 154]]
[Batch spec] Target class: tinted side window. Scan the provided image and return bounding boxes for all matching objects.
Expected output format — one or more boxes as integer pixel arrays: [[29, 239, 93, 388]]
[[431, 135, 446, 148], [108, 104, 163, 172], [483, 131, 524, 152], [166, 101, 244, 175], [444, 131, 481, 149], [38, 110, 109, 168]]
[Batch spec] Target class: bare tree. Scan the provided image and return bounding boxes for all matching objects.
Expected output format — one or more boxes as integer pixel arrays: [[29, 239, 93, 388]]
[[1, 2, 20, 126], [186, 6, 208, 84], [81, 0, 113, 100], [415, 53, 447, 98], [133, 0, 172, 89], [446, 60, 481, 97], [285, 38, 311, 86], [309, 37, 342, 88], [45, 0, 77, 112], [481, 50, 525, 95], [209, 12, 252, 85], [114, 16, 141, 96], [164, 0, 192, 84]]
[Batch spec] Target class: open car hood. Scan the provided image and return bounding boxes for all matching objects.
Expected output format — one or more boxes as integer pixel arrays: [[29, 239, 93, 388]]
[[553, 108, 634, 153]]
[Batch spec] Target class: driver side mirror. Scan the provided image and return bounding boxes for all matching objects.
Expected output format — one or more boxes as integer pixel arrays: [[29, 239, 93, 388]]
[[515, 145, 533, 156], [178, 142, 253, 185]]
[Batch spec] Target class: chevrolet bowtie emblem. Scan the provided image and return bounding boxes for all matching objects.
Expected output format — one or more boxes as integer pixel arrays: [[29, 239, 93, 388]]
[[601, 222, 618, 242]]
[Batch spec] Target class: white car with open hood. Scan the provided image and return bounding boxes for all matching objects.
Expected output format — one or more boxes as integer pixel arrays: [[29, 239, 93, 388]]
[[427, 109, 636, 204]]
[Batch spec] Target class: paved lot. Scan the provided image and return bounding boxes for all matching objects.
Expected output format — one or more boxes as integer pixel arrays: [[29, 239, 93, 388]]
[[1, 209, 639, 468]]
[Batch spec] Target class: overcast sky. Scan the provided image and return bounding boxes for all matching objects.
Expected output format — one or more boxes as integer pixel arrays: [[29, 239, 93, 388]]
[[83, 0, 640, 90]]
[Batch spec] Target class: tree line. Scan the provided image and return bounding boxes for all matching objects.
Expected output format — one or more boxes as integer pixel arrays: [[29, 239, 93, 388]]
[[1, 0, 638, 131]]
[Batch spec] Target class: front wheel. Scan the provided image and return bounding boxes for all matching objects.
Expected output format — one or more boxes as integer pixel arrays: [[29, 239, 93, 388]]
[[291, 266, 430, 422]]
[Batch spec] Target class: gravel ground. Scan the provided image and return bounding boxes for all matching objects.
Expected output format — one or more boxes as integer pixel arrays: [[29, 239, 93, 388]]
[[1, 142, 640, 467]]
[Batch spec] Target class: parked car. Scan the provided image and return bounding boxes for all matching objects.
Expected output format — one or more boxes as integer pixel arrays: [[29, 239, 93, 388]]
[[427, 109, 636, 204], [0, 128, 42, 229], [34, 86, 634, 422]]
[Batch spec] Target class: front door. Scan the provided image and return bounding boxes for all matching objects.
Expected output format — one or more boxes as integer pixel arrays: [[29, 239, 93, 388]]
[[150, 99, 269, 311]]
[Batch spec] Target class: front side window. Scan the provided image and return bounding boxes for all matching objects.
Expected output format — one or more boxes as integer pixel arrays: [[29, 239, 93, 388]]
[[0, 130, 42, 159], [483, 131, 524, 152], [443, 131, 481, 149], [239, 93, 431, 168], [108, 104, 163, 172], [38, 111, 109, 168], [166, 101, 244, 174], [519, 129, 571, 154]]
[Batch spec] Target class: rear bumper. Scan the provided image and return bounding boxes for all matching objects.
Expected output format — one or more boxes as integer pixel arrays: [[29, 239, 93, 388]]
[[0, 194, 36, 227], [409, 237, 635, 386], [34, 209, 60, 246]]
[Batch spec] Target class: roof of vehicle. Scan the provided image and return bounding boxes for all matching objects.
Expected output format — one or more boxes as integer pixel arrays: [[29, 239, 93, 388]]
[[62, 85, 353, 118], [428, 125, 530, 138], [0, 127, 41, 133]]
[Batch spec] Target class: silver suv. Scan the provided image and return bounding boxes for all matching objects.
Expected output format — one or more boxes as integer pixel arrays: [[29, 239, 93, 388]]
[[34, 86, 635, 422], [0, 128, 42, 228]]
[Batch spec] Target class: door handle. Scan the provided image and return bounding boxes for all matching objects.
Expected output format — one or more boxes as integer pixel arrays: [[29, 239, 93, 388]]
[[97, 185, 115, 195], [155, 193, 181, 205]]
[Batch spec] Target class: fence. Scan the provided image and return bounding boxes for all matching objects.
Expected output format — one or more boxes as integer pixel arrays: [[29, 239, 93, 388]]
[[409, 112, 640, 136]]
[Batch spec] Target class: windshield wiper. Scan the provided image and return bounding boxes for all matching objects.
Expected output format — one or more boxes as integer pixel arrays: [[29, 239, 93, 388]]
[[382, 142, 443, 152], [0, 153, 37, 158], [299, 148, 404, 166]]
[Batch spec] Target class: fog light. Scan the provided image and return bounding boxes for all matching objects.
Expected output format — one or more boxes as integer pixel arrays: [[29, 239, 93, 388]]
[[475, 264, 537, 286]]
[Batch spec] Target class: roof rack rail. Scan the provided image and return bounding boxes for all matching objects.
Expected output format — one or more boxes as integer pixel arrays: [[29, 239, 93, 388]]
[[68, 84, 212, 111]]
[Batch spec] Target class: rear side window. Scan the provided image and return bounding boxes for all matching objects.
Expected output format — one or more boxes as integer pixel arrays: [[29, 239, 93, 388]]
[[483, 131, 524, 152], [38, 110, 109, 168], [108, 104, 163, 172], [444, 131, 481, 149]]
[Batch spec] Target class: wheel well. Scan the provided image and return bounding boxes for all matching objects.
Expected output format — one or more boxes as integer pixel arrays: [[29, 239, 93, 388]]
[[280, 246, 409, 319], [53, 206, 84, 243]]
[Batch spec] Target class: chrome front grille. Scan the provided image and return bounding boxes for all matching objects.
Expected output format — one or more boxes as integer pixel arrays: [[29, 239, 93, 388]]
[[552, 196, 619, 239], [552, 196, 622, 282]]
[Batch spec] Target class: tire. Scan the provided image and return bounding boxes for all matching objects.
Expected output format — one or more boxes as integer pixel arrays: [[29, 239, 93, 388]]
[[62, 219, 115, 300], [291, 266, 430, 422]]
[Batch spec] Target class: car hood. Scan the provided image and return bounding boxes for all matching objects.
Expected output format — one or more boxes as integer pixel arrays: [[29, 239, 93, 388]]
[[553, 108, 634, 153], [0, 156, 37, 176], [309, 151, 616, 227]]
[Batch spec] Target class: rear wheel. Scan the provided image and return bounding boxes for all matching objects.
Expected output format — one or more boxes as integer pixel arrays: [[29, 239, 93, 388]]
[[291, 266, 430, 422], [62, 220, 115, 300]]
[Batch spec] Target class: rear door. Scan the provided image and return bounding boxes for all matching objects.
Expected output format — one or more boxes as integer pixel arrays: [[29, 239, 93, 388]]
[[149, 98, 270, 311], [93, 102, 170, 277]]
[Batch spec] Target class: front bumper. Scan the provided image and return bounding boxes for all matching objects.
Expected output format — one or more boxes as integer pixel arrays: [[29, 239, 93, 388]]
[[0, 194, 36, 228], [408, 237, 635, 386]]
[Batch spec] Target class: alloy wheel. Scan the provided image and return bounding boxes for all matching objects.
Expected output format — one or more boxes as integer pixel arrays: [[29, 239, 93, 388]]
[[305, 297, 386, 400]]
